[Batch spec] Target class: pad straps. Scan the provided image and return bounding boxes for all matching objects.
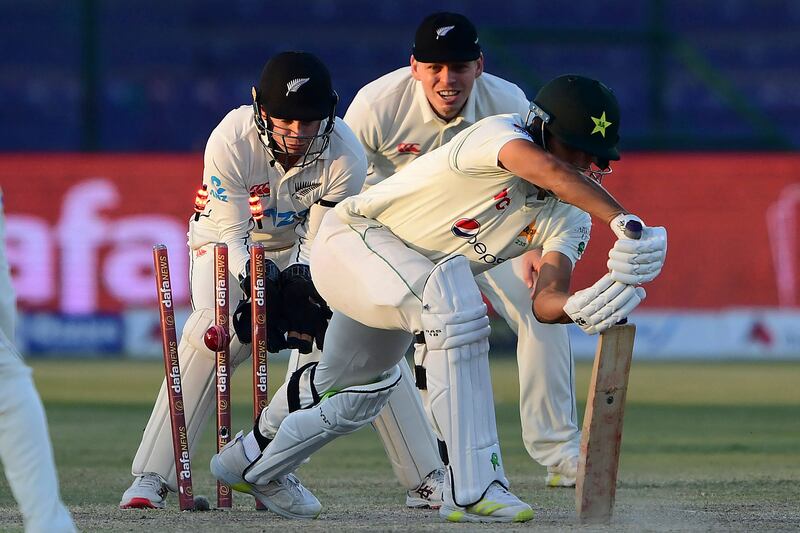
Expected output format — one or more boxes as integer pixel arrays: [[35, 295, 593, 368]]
[[286, 361, 321, 412]]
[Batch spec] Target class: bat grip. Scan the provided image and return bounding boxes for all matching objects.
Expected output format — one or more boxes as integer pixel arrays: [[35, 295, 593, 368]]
[[616, 220, 643, 326], [623, 219, 643, 240]]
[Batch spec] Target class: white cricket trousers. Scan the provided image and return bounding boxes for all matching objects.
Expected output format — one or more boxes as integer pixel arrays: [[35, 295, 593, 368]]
[[259, 212, 434, 436], [0, 190, 75, 533], [477, 259, 580, 466]]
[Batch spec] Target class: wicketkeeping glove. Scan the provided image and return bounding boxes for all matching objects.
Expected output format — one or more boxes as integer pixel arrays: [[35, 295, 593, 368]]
[[232, 258, 288, 353], [280, 264, 332, 354], [563, 273, 646, 335]]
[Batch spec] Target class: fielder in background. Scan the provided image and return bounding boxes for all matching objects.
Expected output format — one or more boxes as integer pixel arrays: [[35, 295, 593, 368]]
[[120, 51, 366, 518], [0, 188, 76, 533], [211, 75, 666, 523], [344, 11, 584, 488]]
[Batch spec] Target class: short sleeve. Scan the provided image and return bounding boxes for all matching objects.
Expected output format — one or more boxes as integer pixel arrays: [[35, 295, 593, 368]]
[[448, 115, 533, 178], [541, 206, 592, 268]]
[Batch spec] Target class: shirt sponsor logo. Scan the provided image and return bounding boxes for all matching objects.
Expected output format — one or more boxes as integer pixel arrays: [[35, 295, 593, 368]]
[[397, 143, 421, 154], [264, 208, 309, 227], [451, 218, 481, 239], [572, 226, 591, 239], [451, 218, 508, 264], [210, 175, 228, 202], [250, 182, 271, 197], [514, 221, 537, 247], [494, 188, 511, 210]]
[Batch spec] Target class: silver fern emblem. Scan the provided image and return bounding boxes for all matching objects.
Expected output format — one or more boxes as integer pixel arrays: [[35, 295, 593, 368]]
[[435, 25, 455, 39], [293, 180, 322, 199], [285, 77, 310, 96]]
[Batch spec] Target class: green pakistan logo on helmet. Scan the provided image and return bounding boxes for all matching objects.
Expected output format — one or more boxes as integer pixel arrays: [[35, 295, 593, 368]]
[[591, 111, 612, 138]]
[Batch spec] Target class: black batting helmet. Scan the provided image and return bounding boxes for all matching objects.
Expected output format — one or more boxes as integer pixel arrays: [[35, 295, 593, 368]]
[[527, 75, 621, 164]]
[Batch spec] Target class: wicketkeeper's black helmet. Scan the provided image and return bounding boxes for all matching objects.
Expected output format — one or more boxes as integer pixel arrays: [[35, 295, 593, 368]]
[[251, 51, 338, 167]]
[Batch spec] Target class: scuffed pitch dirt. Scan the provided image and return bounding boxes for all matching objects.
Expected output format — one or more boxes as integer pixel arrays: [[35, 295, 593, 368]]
[[1, 479, 798, 532]]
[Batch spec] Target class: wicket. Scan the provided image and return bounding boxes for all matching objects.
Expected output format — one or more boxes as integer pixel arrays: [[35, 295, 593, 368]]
[[213, 243, 233, 508], [250, 243, 269, 510], [153, 242, 269, 511], [152, 245, 195, 511]]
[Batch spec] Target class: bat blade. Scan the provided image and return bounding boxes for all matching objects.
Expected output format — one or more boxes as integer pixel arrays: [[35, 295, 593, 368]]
[[576, 323, 636, 524]]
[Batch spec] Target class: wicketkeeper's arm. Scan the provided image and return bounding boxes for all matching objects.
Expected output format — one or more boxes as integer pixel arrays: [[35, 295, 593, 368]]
[[196, 134, 254, 277]]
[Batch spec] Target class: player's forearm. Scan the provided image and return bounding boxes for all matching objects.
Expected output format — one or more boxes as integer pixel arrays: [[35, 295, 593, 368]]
[[531, 288, 571, 324], [553, 175, 623, 225], [500, 140, 625, 224]]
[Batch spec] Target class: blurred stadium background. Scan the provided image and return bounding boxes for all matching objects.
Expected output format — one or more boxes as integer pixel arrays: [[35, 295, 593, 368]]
[[2, 0, 799, 361]]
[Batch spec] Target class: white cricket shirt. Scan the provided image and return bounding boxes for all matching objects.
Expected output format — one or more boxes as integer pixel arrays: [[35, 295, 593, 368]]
[[336, 114, 591, 275], [189, 106, 367, 276], [344, 67, 530, 188]]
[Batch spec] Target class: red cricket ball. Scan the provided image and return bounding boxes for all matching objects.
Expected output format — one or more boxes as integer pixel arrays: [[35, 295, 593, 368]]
[[204, 325, 229, 351]]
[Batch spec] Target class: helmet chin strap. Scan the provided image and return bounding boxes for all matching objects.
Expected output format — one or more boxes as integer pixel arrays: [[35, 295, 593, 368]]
[[540, 120, 549, 153]]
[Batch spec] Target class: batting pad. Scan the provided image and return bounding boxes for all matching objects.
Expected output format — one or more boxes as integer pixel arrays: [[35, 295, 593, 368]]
[[244, 364, 402, 486], [372, 357, 442, 489], [421, 255, 508, 506], [132, 308, 250, 491]]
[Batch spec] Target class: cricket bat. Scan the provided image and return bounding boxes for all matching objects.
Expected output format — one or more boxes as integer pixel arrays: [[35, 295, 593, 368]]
[[575, 322, 636, 524]]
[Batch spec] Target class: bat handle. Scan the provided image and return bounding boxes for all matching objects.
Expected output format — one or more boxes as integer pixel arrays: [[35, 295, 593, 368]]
[[615, 220, 643, 326], [623, 219, 643, 240]]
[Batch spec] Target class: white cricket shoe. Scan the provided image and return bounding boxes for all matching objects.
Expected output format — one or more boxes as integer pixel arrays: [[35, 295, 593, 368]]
[[119, 472, 169, 509], [406, 467, 444, 509], [211, 431, 321, 519], [545, 456, 578, 487], [440, 478, 534, 523]]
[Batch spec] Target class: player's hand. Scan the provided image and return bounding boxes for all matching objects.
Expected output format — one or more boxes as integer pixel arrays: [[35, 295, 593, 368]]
[[520, 249, 542, 293], [563, 273, 646, 335], [280, 264, 332, 354], [608, 213, 667, 285]]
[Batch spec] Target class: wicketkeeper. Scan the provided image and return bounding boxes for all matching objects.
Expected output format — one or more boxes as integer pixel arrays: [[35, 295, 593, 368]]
[[120, 51, 365, 517], [211, 74, 666, 522]]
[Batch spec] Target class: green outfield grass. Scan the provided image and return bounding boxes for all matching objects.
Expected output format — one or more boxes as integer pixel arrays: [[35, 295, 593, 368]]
[[0, 358, 798, 532]]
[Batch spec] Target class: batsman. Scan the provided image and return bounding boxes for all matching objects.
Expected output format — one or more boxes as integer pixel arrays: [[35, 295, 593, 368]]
[[211, 74, 667, 522], [346, 11, 585, 488]]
